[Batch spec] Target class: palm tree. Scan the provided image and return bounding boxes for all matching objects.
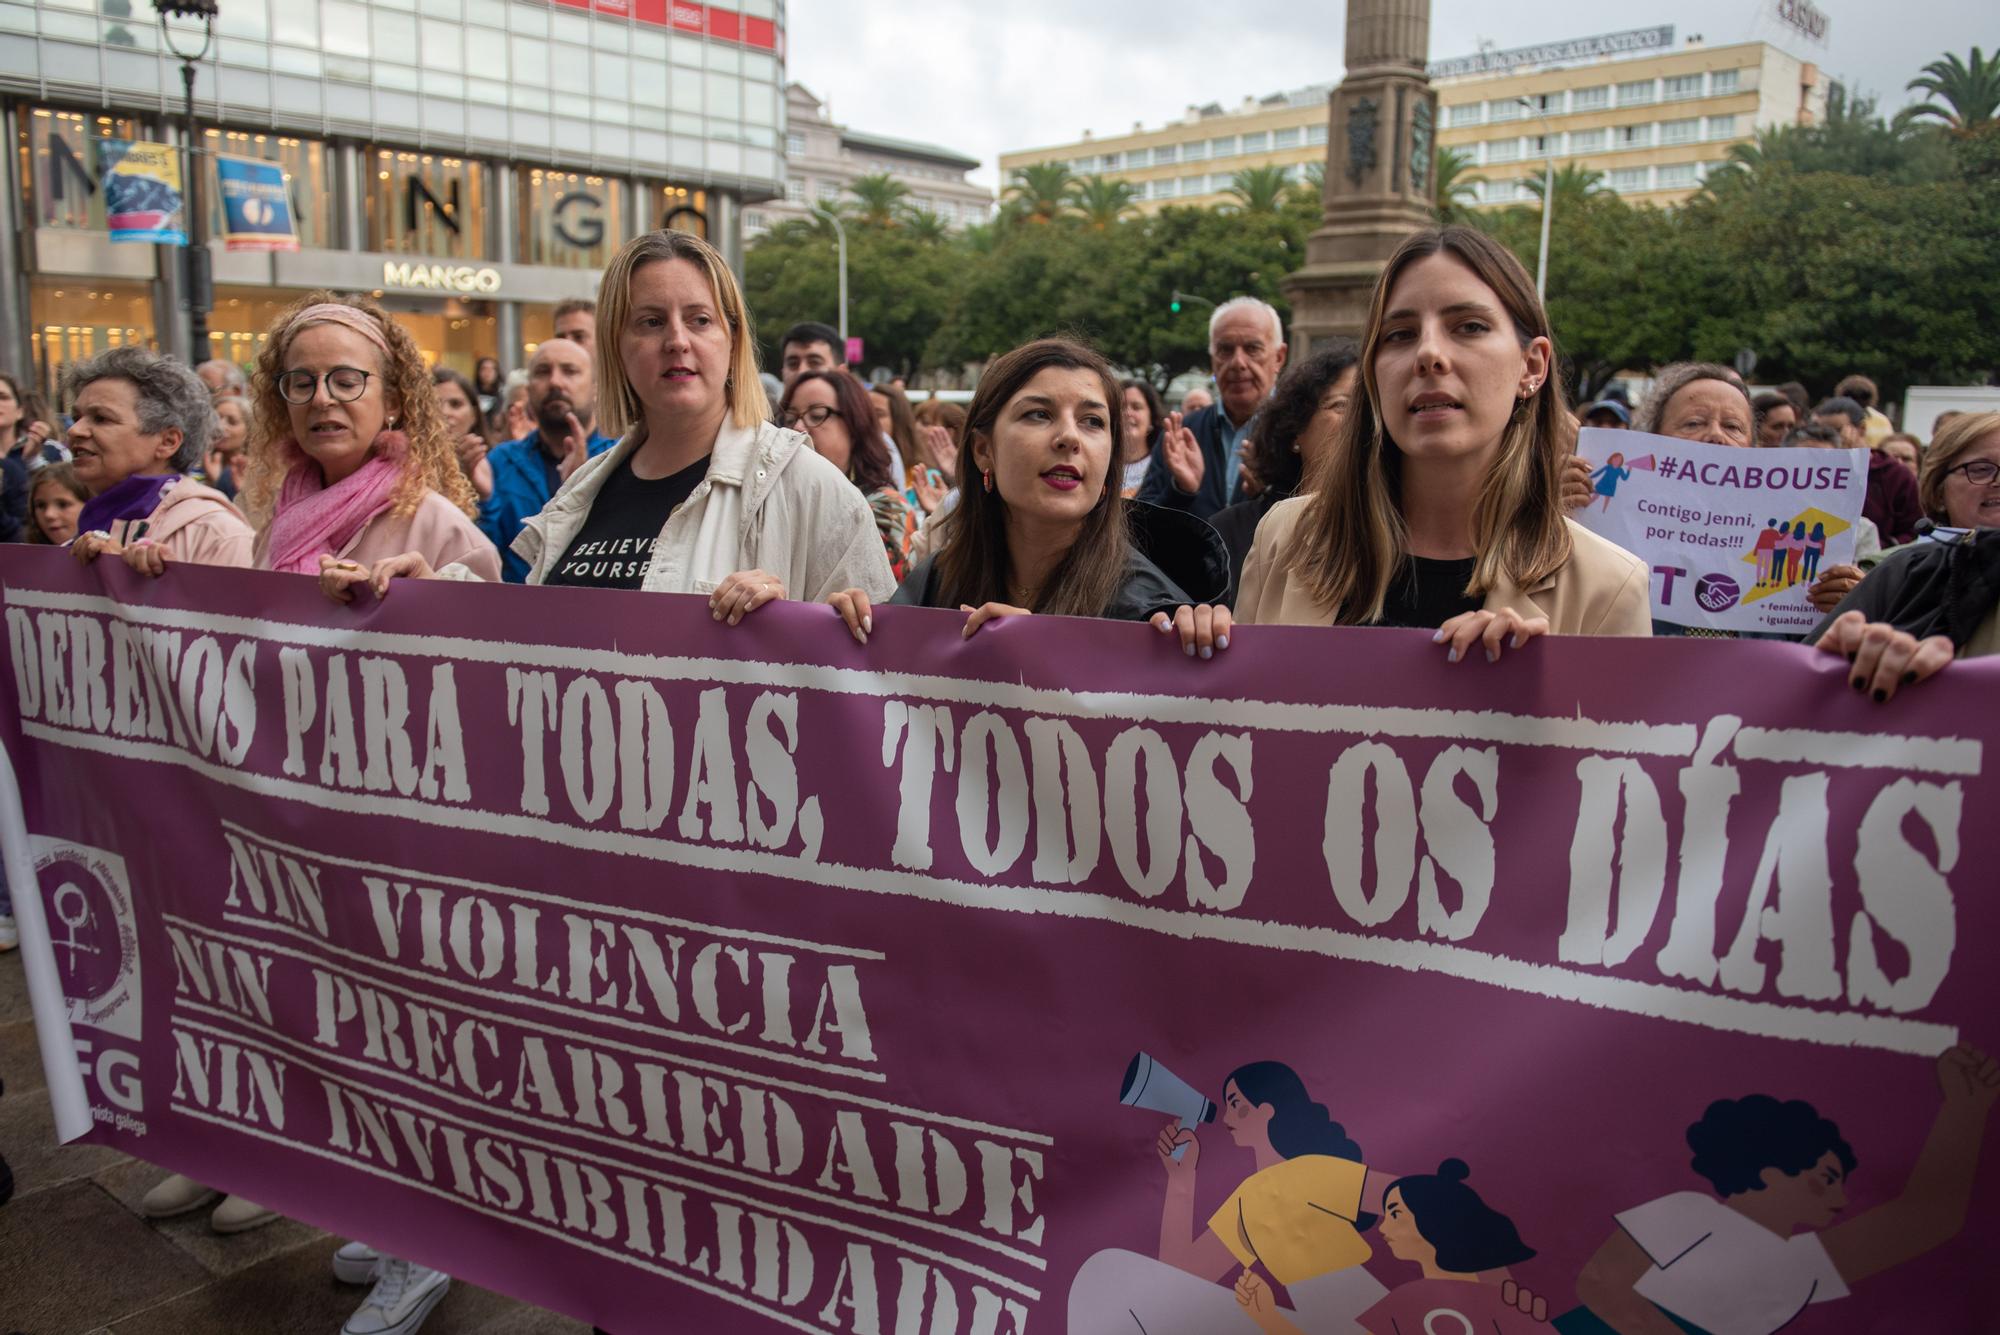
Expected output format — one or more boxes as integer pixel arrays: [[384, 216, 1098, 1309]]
[[1285, 160, 1326, 212], [1521, 163, 1608, 207], [903, 209, 950, 243], [1224, 165, 1292, 214], [1004, 162, 1077, 223], [1900, 47, 2000, 132], [1069, 174, 1140, 229], [1432, 146, 1485, 223], [846, 172, 913, 227]]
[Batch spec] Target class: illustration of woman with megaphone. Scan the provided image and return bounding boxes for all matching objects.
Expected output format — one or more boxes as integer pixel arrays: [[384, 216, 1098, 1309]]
[[1068, 1059, 1398, 1333]]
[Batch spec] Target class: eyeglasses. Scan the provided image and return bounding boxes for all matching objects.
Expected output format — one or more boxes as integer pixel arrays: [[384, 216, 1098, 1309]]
[[781, 405, 837, 430], [278, 366, 374, 405], [1947, 459, 2000, 487]]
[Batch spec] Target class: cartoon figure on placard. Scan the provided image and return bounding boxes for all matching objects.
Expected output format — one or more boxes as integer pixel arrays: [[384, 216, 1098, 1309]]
[[1589, 454, 1632, 510], [1801, 522, 1826, 582], [1555, 1044, 2000, 1335], [1235, 1159, 1550, 1334], [1067, 1057, 1392, 1334], [1785, 519, 1809, 585], [1751, 519, 1783, 588]]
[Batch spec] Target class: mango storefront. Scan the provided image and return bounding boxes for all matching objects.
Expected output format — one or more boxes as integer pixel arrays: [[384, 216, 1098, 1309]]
[[9, 102, 744, 403]]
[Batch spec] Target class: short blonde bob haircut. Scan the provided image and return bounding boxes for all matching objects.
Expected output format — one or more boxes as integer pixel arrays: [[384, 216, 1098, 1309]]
[[1918, 411, 2000, 522], [593, 229, 769, 438]]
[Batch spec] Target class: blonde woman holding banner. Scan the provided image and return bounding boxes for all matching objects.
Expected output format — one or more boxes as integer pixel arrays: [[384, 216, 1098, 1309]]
[[1162, 226, 1649, 657], [387, 230, 894, 611]]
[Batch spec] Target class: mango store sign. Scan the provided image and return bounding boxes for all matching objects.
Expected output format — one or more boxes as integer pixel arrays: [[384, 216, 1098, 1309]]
[[381, 260, 503, 294]]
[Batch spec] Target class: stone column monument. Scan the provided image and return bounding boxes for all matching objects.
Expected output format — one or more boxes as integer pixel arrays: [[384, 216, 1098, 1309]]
[[1282, 0, 1437, 349]]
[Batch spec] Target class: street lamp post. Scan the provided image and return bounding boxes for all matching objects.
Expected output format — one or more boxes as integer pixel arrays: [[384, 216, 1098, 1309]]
[[810, 205, 848, 346], [1518, 97, 1556, 302], [156, 0, 218, 364]]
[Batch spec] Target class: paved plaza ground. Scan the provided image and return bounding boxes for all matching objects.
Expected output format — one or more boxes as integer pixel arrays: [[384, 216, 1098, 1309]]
[[0, 948, 590, 1335]]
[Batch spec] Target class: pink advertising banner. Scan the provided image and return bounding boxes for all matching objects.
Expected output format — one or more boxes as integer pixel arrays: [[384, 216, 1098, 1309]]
[[2, 549, 1997, 1335]]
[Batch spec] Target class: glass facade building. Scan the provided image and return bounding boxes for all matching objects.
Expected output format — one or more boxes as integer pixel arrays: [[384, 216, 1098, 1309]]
[[0, 0, 786, 398]]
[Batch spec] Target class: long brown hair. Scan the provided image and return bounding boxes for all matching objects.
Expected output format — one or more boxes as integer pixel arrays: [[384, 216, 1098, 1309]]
[[870, 382, 921, 482], [241, 291, 477, 522], [933, 338, 1130, 617], [1291, 226, 1573, 623]]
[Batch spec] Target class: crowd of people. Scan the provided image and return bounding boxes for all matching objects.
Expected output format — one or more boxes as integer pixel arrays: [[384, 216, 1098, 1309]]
[[0, 221, 1996, 1335]]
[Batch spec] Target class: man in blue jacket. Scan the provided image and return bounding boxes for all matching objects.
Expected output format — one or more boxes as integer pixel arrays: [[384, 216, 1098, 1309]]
[[478, 336, 615, 581], [1137, 296, 1288, 521]]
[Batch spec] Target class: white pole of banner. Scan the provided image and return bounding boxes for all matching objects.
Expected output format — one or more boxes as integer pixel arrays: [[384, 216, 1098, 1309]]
[[0, 740, 93, 1140]]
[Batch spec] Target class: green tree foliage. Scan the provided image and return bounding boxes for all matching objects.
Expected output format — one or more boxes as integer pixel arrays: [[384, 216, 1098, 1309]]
[[845, 173, 914, 228], [1432, 146, 1485, 224], [1224, 165, 1292, 214], [1901, 47, 2000, 132], [1003, 162, 1077, 223], [742, 48, 2000, 397], [1070, 175, 1141, 230]]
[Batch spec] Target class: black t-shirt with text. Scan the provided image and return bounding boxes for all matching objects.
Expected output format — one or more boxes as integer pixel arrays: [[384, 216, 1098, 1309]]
[[1379, 555, 1483, 629], [543, 454, 708, 589]]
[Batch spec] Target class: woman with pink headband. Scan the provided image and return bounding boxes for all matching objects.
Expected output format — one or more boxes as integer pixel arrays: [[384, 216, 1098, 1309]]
[[237, 292, 500, 596]]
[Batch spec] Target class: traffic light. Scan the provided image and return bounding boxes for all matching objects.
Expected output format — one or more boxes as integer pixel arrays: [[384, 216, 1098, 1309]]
[[1170, 297, 1182, 313]]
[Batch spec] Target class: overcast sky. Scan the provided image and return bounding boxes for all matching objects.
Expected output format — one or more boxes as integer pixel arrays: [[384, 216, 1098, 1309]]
[[788, 0, 1990, 189]]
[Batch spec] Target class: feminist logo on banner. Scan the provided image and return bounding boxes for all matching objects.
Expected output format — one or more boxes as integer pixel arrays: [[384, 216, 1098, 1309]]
[[1572, 427, 1868, 633], [1, 553, 1996, 1334]]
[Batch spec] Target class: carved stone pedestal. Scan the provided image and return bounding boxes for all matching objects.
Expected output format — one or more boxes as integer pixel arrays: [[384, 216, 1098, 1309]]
[[1283, 0, 1437, 351]]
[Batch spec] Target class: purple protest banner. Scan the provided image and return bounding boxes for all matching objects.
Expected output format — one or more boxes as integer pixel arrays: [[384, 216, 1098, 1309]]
[[2, 547, 1996, 1334]]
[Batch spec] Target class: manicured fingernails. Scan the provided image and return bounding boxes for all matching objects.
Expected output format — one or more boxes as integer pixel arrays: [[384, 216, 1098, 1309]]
[[1510, 634, 1522, 648], [1432, 629, 1448, 643], [862, 614, 873, 634], [1215, 635, 1229, 651], [1903, 670, 1917, 683], [1872, 688, 1886, 702], [1199, 645, 1212, 660], [1485, 648, 1497, 663], [1447, 648, 1460, 662], [1184, 642, 1195, 657], [1851, 677, 1866, 691]]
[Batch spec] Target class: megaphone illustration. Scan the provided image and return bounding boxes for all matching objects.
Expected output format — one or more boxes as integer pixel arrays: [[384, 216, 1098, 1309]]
[[1120, 1052, 1215, 1161]]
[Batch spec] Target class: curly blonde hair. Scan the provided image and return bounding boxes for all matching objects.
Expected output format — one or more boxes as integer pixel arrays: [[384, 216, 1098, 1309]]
[[241, 291, 477, 524]]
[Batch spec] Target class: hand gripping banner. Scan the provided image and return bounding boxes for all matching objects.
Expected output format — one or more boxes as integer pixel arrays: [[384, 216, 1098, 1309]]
[[2, 550, 1995, 1335]]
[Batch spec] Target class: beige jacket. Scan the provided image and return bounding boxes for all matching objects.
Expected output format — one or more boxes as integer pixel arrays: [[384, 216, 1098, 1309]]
[[444, 418, 897, 601], [140, 479, 255, 568], [1237, 496, 1653, 636], [253, 490, 501, 583]]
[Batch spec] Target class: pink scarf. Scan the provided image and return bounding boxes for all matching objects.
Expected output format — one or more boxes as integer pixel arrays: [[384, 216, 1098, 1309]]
[[263, 432, 408, 575]]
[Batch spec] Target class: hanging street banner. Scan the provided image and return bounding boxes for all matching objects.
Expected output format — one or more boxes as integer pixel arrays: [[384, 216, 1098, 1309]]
[[1572, 427, 1870, 635], [99, 139, 187, 245], [2, 551, 1995, 1334], [215, 155, 301, 253]]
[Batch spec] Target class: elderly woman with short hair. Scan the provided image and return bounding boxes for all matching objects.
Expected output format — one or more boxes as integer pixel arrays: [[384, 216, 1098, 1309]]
[[64, 347, 254, 572]]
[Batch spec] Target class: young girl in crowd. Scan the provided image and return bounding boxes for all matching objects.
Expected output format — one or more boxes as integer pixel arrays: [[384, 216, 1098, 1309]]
[[826, 337, 1226, 643], [26, 464, 86, 545], [785, 370, 919, 579], [393, 229, 894, 612], [234, 293, 501, 597], [1167, 226, 1650, 658]]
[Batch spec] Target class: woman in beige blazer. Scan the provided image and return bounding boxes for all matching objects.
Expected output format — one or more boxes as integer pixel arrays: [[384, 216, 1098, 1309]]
[[1159, 226, 1649, 659]]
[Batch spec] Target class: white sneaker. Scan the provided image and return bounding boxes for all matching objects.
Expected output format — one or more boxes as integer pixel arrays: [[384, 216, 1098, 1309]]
[[342, 1255, 450, 1335], [0, 914, 17, 951], [333, 1240, 382, 1284]]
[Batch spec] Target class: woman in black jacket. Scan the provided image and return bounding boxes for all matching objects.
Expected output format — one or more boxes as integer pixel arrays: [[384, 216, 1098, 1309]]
[[827, 337, 1226, 642], [1208, 340, 1360, 607]]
